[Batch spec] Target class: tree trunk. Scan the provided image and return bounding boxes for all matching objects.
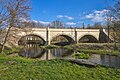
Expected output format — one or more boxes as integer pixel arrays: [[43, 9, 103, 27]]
[[0, 26, 11, 53], [114, 41, 117, 50]]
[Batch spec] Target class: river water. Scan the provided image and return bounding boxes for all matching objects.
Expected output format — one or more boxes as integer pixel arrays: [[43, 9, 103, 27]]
[[18, 44, 120, 67]]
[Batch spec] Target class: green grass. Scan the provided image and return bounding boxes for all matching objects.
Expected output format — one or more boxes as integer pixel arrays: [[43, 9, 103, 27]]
[[40, 45, 61, 49], [1, 46, 23, 55], [0, 55, 120, 80], [72, 52, 90, 59], [77, 49, 120, 56], [62, 43, 120, 56], [63, 45, 73, 50]]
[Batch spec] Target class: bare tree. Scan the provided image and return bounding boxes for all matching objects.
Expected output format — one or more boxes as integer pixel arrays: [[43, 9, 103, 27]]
[[111, 21, 120, 50], [86, 24, 92, 29], [0, 0, 9, 28], [50, 20, 64, 28], [108, 0, 120, 50], [93, 22, 101, 29], [0, 0, 31, 53], [82, 23, 85, 29]]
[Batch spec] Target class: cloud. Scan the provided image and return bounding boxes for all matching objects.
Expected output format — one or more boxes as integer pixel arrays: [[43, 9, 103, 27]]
[[39, 21, 50, 25], [94, 9, 108, 14], [64, 15, 74, 20], [32, 20, 38, 23], [57, 15, 64, 18], [84, 9, 108, 22], [85, 14, 94, 19], [19, 18, 30, 22], [32, 20, 50, 25], [66, 22, 76, 25], [57, 15, 74, 20]]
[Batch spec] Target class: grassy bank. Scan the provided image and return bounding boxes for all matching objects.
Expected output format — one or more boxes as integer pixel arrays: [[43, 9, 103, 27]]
[[1, 46, 23, 55], [40, 45, 61, 49], [72, 43, 120, 51], [63, 43, 120, 56], [76, 49, 120, 56], [0, 55, 119, 80]]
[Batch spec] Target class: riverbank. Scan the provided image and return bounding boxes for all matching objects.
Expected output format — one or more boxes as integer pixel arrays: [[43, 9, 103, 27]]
[[40, 43, 120, 56], [69, 43, 120, 56], [65, 43, 120, 51], [0, 55, 119, 80]]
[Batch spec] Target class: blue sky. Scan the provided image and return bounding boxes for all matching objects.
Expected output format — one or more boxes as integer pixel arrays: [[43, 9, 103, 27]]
[[29, 0, 114, 27]]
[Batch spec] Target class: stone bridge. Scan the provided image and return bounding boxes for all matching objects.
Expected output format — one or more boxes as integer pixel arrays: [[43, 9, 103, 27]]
[[1, 27, 109, 48]]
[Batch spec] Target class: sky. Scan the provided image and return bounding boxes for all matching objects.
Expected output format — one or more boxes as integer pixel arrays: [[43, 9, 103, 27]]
[[29, 0, 115, 27]]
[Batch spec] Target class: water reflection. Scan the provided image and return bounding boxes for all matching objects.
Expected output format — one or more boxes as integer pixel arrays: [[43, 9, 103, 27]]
[[88, 54, 120, 67], [19, 44, 120, 67], [19, 44, 45, 58], [51, 48, 73, 57], [38, 48, 73, 60], [19, 44, 74, 59]]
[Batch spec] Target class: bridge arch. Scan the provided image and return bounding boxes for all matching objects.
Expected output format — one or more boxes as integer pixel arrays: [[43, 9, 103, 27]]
[[78, 34, 98, 43], [50, 34, 75, 46], [18, 34, 46, 45]]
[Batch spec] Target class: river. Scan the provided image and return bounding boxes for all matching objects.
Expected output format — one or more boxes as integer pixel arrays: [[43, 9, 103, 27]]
[[18, 44, 120, 67]]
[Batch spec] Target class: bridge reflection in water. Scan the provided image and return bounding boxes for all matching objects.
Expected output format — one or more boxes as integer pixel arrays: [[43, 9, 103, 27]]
[[18, 44, 74, 59]]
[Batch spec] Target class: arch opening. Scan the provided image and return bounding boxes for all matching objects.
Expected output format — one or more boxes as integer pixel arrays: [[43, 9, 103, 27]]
[[51, 35, 75, 46], [18, 34, 46, 46], [79, 35, 98, 43]]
